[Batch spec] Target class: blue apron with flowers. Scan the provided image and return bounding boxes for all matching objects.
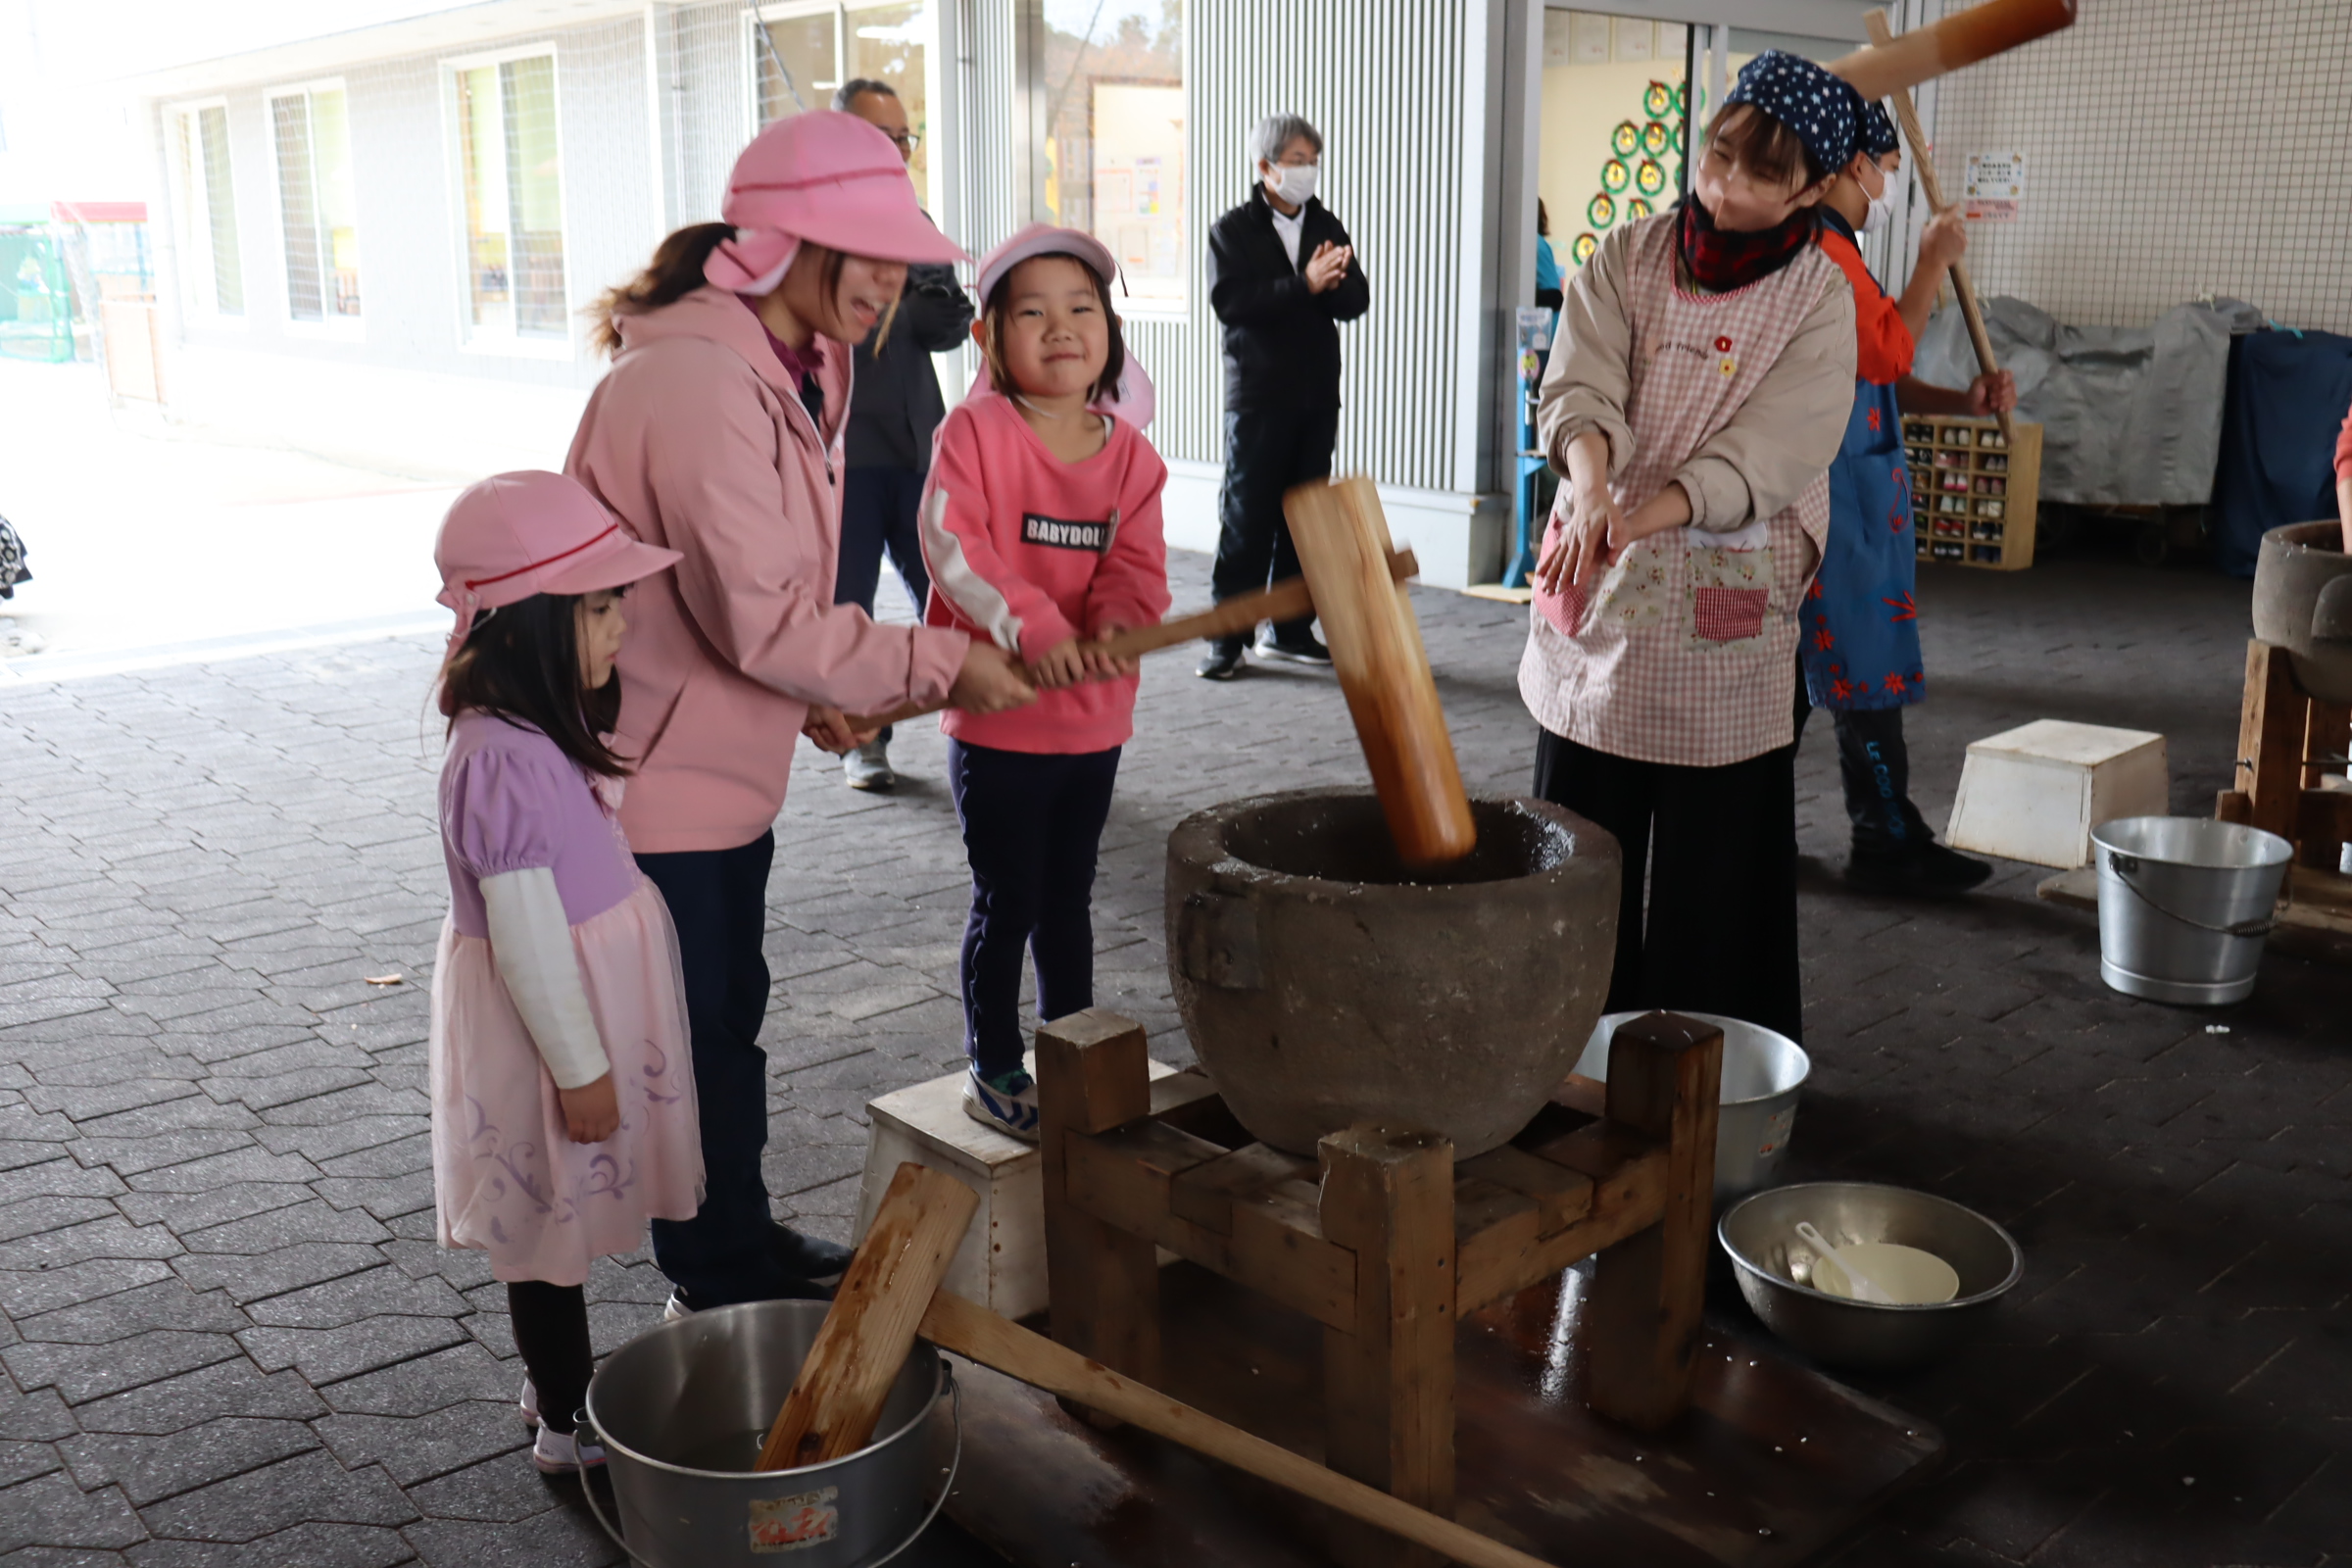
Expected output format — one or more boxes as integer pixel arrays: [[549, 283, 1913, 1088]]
[[1799, 358, 1923, 710]]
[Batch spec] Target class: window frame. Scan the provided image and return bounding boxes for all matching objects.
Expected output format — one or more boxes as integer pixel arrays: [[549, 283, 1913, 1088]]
[[440, 41, 574, 360], [747, 1, 847, 126], [168, 95, 244, 326], [264, 76, 364, 337]]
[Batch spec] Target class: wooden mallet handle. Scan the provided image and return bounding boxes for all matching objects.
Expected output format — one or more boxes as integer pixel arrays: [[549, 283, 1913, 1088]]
[[1865, 8, 2015, 445], [1827, 0, 2075, 101], [843, 546, 1418, 735], [918, 1289, 1555, 1568]]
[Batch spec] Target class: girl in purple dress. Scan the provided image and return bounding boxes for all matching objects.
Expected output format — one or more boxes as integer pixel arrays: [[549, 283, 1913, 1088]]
[[427, 471, 706, 1474]]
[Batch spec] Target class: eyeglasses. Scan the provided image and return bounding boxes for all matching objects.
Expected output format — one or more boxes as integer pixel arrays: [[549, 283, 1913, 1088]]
[[888, 130, 921, 152]]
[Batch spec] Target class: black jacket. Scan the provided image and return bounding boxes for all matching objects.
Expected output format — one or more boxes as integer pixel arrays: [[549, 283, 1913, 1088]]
[[846, 259, 975, 471], [1207, 186, 1370, 412]]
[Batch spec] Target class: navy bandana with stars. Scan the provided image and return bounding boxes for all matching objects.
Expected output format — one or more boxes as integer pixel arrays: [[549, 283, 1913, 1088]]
[[1723, 49, 1861, 178], [1859, 103, 1900, 161]]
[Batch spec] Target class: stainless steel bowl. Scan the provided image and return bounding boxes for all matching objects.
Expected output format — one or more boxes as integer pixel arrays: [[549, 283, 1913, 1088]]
[[1577, 1010, 1808, 1201], [1717, 1182, 2024, 1371]]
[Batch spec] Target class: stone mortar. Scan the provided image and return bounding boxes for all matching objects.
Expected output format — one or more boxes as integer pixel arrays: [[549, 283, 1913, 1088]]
[[2252, 519, 2352, 705], [1164, 788, 1621, 1158]]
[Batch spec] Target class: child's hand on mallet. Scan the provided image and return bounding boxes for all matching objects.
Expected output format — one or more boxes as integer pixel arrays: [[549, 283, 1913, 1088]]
[[1082, 625, 1139, 680], [559, 1073, 620, 1144], [1031, 638, 1089, 690]]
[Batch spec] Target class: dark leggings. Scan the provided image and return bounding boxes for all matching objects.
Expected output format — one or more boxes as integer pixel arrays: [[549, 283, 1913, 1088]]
[[508, 1280, 591, 1435]]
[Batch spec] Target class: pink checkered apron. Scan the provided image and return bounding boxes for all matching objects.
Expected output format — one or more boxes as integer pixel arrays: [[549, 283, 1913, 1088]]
[[1520, 216, 1838, 768]]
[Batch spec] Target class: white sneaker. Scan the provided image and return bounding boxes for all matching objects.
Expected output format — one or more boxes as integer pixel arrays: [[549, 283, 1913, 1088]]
[[844, 738, 898, 792], [532, 1425, 607, 1474], [662, 1291, 695, 1323], [517, 1376, 540, 1428], [961, 1067, 1041, 1143]]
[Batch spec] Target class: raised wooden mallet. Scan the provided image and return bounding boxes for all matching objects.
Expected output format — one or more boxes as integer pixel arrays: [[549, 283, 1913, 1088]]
[[1284, 475, 1477, 865], [1824, 0, 2076, 101], [1864, 6, 2017, 446]]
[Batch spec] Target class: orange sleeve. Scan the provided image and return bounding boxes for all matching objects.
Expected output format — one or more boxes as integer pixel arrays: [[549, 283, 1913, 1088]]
[[1818, 228, 1914, 387]]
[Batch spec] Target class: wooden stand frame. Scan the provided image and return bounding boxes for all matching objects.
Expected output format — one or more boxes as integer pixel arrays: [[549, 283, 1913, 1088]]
[[1035, 1008, 1721, 1568]]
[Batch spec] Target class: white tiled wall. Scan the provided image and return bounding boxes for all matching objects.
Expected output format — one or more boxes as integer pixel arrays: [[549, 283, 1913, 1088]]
[[1929, 0, 2352, 334]]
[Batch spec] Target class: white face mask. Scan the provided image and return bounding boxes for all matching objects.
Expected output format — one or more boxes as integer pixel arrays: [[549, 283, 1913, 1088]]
[[1861, 168, 1897, 234], [1264, 161, 1319, 208]]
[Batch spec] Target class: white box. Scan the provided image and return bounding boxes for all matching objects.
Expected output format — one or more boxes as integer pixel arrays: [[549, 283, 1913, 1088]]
[[1945, 719, 2170, 870], [854, 1053, 1182, 1322]]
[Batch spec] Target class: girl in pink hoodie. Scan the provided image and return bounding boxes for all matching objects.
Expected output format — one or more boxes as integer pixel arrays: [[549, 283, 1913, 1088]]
[[564, 113, 1033, 1315], [921, 225, 1172, 1138]]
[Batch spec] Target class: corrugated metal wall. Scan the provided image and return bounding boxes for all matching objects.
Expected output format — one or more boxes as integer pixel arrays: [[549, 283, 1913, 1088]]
[[958, 0, 1478, 492]]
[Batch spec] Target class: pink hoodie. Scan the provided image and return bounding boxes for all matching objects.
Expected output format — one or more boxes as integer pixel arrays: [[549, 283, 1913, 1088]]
[[565, 286, 970, 853], [920, 389, 1170, 754]]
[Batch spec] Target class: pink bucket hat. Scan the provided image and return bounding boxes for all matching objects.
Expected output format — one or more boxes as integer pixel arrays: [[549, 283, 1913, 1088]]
[[434, 471, 681, 656], [967, 223, 1154, 429], [707, 111, 969, 294]]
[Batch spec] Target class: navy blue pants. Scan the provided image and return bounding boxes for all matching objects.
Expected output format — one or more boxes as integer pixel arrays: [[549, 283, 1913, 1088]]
[[1210, 404, 1341, 651], [948, 741, 1121, 1079], [635, 833, 798, 1310], [839, 466, 932, 746]]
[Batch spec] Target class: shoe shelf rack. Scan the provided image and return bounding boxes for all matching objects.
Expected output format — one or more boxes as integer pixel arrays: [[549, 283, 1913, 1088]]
[[1906, 415, 2042, 571]]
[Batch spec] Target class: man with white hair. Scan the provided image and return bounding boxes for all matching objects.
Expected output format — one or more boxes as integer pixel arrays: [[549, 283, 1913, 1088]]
[[1199, 112, 1370, 680]]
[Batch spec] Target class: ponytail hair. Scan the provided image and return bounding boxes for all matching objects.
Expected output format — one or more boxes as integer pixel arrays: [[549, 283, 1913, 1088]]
[[588, 222, 735, 358]]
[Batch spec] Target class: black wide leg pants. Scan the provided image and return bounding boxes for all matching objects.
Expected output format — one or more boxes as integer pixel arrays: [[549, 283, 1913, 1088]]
[[1532, 727, 1803, 1045]]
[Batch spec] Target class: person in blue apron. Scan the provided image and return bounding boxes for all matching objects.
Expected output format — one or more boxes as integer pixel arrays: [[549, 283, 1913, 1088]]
[[1801, 102, 2016, 895]]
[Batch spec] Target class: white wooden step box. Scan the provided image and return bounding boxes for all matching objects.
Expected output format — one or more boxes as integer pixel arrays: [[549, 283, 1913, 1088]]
[[1945, 719, 2169, 870], [855, 1052, 1184, 1322]]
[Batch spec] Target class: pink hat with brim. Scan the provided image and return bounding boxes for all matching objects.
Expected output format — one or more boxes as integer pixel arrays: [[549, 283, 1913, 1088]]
[[434, 471, 682, 655], [972, 221, 1119, 308], [707, 111, 969, 293]]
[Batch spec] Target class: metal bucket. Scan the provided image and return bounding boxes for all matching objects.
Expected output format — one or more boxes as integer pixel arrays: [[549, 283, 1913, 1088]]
[[579, 1300, 958, 1568], [1575, 1010, 1809, 1201], [2091, 816, 2292, 1005]]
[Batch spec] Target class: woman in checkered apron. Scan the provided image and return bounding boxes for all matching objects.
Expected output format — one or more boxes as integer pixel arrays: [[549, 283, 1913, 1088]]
[[1522, 53, 1861, 1044]]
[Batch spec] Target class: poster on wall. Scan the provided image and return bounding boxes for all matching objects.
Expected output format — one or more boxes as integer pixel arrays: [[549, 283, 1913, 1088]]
[[1962, 151, 2025, 222], [1091, 81, 1185, 305]]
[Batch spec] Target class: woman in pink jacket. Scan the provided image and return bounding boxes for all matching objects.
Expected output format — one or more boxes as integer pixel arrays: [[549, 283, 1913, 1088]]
[[569, 111, 1031, 1314]]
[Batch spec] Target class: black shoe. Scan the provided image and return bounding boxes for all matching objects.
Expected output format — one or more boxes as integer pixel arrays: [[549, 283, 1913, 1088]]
[[1196, 642, 1246, 680], [1253, 630, 1332, 665], [1844, 839, 1992, 896], [772, 1222, 854, 1288]]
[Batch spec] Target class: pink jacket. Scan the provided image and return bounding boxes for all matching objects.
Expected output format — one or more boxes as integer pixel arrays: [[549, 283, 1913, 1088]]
[[566, 286, 970, 853], [920, 390, 1170, 754]]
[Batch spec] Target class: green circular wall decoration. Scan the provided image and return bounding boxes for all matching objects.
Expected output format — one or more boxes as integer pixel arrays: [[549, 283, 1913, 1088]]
[[1588, 192, 1617, 228], [1601, 159, 1631, 193], [1611, 121, 1641, 157]]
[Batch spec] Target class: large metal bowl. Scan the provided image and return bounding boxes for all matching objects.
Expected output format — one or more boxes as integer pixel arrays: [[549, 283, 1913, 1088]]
[[1718, 1182, 2024, 1371], [1577, 1010, 1808, 1201]]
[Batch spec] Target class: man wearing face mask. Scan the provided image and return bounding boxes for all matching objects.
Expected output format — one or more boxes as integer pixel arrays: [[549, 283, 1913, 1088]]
[[1797, 100, 2017, 896], [1199, 112, 1370, 679]]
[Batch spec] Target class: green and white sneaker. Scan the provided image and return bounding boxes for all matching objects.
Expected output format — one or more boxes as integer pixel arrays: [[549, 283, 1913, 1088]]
[[961, 1066, 1041, 1142]]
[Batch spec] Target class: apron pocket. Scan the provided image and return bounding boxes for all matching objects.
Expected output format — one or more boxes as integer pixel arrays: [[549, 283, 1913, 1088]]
[[1692, 586, 1769, 642]]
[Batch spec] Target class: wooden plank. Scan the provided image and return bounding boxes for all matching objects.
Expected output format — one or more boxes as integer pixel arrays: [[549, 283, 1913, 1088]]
[[2296, 788, 2352, 871], [1065, 1119, 1228, 1233], [1318, 1126, 1457, 1568], [1581, 1013, 1722, 1433], [2217, 789, 2254, 825], [1456, 1143, 1666, 1313], [2304, 701, 2351, 788], [1149, 1071, 1254, 1148], [758, 1163, 977, 1469], [1458, 1145, 1595, 1238], [1230, 1179, 1357, 1332], [2239, 641, 2307, 840], [1548, 1072, 1606, 1121], [1037, 1010, 1161, 1411], [1171, 1143, 1317, 1234]]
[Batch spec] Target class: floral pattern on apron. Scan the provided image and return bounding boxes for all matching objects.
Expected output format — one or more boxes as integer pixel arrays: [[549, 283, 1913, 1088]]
[[1522, 215, 1838, 767]]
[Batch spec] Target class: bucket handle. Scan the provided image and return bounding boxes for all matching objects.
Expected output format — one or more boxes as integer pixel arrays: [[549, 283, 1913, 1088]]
[[575, 1367, 964, 1568], [2105, 851, 2278, 939]]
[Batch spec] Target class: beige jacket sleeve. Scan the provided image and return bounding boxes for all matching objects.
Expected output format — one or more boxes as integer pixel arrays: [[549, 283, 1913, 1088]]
[[1675, 266, 1858, 531], [1536, 224, 1639, 482]]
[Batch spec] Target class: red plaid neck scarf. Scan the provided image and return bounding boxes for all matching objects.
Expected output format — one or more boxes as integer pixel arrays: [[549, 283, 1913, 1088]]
[[1678, 199, 1819, 293]]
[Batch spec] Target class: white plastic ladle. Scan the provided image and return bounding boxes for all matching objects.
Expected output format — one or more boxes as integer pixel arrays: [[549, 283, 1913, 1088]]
[[1795, 1220, 1895, 1303]]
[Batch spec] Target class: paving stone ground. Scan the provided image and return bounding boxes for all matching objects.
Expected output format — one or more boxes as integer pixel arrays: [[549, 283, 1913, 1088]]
[[2, 547, 2347, 1567]]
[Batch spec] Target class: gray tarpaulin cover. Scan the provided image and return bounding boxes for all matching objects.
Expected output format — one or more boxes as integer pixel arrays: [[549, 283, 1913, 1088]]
[[1911, 295, 2263, 507]]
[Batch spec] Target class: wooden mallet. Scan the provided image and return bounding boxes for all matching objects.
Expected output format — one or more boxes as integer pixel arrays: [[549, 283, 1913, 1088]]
[[1863, 6, 2018, 446], [843, 546, 1418, 735], [1823, 0, 2076, 102], [1284, 475, 1477, 865]]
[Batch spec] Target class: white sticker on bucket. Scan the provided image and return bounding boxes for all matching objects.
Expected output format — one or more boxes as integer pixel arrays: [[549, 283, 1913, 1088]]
[[749, 1487, 840, 1553]]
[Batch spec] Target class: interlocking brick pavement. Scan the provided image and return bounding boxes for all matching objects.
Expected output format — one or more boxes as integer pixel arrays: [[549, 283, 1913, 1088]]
[[1, 549, 2346, 1566]]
